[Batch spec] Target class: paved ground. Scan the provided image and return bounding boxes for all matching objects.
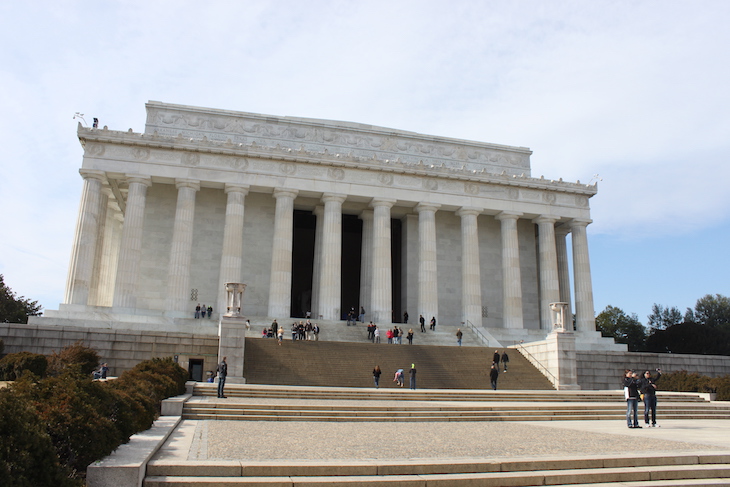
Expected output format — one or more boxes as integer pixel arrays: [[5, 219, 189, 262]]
[[153, 418, 730, 463]]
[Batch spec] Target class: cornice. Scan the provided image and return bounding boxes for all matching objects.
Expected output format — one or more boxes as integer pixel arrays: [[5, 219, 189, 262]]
[[78, 125, 598, 197]]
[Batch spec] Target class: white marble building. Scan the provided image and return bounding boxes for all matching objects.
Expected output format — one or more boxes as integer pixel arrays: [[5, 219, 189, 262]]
[[34, 101, 607, 348]]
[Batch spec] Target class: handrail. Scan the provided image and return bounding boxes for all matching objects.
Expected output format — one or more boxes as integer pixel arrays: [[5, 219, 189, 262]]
[[516, 342, 558, 386], [463, 320, 489, 347]]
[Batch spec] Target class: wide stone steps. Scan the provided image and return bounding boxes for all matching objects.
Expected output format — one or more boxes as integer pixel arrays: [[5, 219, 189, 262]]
[[243, 338, 554, 390], [144, 452, 730, 486], [192, 383, 708, 403], [184, 384, 730, 422]]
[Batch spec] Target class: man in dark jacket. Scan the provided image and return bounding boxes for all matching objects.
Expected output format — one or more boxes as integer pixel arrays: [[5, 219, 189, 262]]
[[623, 369, 641, 428], [217, 357, 228, 398], [638, 368, 662, 427], [501, 351, 509, 372], [489, 364, 499, 390]]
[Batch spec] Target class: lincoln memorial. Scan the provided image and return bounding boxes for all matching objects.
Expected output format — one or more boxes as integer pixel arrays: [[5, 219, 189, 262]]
[[23, 101, 622, 376]]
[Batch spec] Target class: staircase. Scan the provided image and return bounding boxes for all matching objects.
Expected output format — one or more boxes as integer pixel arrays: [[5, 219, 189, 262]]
[[242, 337, 550, 389], [145, 452, 730, 486], [185, 383, 730, 422]]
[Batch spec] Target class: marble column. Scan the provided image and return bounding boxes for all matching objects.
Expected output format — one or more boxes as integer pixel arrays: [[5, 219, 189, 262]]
[[96, 206, 122, 307], [416, 203, 440, 324], [359, 209, 374, 322], [88, 188, 110, 306], [534, 215, 560, 330], [571, 219, 597, 333], [65, 169, 106, 305], [371, 198, 396, 324], [268, 189, 298, 318], [113, 175, 152, 309], [555, 225, 573, 326], [311, 205, 324, 319], [217, 184, 250, 317], [318, 193, 346, 321], [457, 207, 483, 328], [165, 179, 200, 313], [496, 211, 524, 329]]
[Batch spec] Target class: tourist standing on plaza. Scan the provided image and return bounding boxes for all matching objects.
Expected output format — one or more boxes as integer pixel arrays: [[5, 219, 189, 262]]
[[373, 365, 382, 388], [313, 323, 320, 341], [207, 305, 213, 318], [386, 328, 393, 344], [195, 303, 201, 319], [393, 326, 400, 344], [217, 357, 228, 398], [277, 326, 283, 345], [489, 364, 499, 390], [374, 326, 380, 343], [456, 328, 463, 346], [291, 322, 298, 341], [419, 315, 426, 332], [429, 316, 437, 330], [407, 328, 414, 345], [501, 351, 509, 372], [359, 306, 365, 322], [639, 368, 662, 427], [201, 304, 207, 318], [403, 311, 409, 324], [409, 364, 417, 390], [623, 369, 641, 428]]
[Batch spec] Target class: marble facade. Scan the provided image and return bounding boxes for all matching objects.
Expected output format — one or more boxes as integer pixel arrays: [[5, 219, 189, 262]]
[[35, 101, 605, 348]]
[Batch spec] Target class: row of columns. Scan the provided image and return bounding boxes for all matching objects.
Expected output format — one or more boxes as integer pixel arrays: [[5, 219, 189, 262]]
[[65, 174, 595, 332]]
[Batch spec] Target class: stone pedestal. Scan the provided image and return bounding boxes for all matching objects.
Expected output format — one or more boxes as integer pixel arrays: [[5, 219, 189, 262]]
[[218, 283, 248, 383], [545, 331, 580, 390]]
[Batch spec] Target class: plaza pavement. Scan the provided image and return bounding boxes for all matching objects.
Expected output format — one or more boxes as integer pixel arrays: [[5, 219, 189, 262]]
[[153, 412, 730, 465]]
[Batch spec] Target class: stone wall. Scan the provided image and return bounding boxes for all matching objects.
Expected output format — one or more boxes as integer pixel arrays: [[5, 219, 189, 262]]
[[0, 323, 219, 378], [577, 351, 730, 390]]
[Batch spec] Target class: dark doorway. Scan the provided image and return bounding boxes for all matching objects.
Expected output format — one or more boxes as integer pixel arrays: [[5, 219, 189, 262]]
[[291, 210, 316, 318], [188, 358, 204, 382], [391, 218, 403, 323], [341, 214, 363, 319]]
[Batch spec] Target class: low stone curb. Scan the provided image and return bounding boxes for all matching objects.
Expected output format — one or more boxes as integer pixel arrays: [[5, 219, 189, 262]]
[[86, 415, 182, 487]]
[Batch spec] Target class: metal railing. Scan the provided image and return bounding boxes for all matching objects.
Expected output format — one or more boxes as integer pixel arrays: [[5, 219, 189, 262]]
[[463, 320, 489, 347], [516, 341, 558, 386]]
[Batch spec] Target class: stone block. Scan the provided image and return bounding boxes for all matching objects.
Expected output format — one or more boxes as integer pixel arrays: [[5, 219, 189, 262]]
[[86, 416, 180, 487]]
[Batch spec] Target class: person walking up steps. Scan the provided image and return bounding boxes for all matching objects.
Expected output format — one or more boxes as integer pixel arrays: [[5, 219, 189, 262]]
[[501, 351, 509, 372], [456, 328, 463, 346], [489, 363, 499, 390], [373, 365, 382, 388]]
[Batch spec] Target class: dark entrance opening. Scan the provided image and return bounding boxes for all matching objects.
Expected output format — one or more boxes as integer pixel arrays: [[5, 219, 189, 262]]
[[291, 210, 316, 318], [291, 211, 402, 321], [391, 218, 403, 323], [341, 214, 363, 319], [188, 358, 204, 382]]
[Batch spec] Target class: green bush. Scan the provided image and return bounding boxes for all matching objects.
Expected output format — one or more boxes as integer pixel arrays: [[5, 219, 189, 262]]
[[659, 370, 730, 401], [47, 341, 101, 377], [0, 388, 79, 487], [0, 351, 48, 380], [2, 352, 188, 483]]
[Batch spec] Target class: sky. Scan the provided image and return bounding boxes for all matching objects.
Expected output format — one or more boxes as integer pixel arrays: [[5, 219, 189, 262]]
[[1, 1, 728, 325]]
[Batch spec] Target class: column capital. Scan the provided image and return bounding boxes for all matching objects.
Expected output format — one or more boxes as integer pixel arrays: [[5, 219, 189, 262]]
[[273, 188, 298, 199], [79, 168, 106, 182], [175, 178, 200, 191], [495, 210, 522, 221], [313, 205, 324, 217], [321, 193, 347, 205], [456, 206, 483, 218], [370, 198, 396, 209], [224, 183, 250, 195], [533, 215, 558, 225], [415, 202, 441, 214], [555, 223, 571, 237], [359, 209, 374, 221], [125, 174, 152, 187], [570, 218, 593, 229]]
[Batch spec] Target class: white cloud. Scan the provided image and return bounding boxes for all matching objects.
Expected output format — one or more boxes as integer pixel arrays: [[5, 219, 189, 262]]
[[1, 0, 729, 308]]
